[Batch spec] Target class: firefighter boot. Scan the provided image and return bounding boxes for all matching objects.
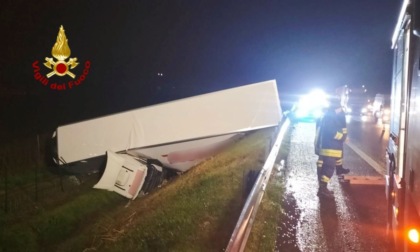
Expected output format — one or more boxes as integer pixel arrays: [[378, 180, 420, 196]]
[[336, 166, 350, 176], [317, 183, 334, 199]]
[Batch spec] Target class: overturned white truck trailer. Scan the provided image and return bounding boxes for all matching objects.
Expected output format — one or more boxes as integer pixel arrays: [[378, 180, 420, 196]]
[[53, 80, 282, 199]]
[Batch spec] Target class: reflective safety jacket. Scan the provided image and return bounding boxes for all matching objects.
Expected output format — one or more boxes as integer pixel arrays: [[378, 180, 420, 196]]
[[314, 109, 347, 158]]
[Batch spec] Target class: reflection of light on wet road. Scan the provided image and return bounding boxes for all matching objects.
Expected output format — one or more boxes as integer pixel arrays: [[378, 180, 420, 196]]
[[377, 121, 389, 129]]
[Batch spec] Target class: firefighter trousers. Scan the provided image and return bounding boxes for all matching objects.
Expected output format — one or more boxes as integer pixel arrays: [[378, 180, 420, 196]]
[[316, 156, 338, 184]]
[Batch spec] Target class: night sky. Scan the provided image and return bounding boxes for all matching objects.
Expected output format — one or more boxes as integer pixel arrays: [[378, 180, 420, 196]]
[[1, 0, 402, 138]]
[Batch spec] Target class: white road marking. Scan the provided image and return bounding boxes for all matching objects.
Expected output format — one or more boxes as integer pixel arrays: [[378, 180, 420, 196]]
[[346, 141, 385, 175]]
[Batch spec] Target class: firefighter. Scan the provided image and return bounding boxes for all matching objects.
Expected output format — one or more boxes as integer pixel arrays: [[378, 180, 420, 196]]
[[314, 96, 349, 198]]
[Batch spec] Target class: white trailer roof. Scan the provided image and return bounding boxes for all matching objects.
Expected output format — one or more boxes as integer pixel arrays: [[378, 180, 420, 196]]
[[56, 80, 282, 165]]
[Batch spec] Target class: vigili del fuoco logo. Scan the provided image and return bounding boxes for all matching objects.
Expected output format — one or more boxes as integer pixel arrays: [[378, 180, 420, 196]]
[[32, 25, 91, 90]]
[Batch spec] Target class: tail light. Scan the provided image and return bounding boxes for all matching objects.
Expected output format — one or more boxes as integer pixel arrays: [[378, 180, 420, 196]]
[[408, 228, 419, 244]]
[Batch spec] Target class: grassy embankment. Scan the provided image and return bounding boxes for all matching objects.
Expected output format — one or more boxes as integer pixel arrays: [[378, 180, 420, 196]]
[[0, 124, 292, 252], [246, 123, 292, 251]]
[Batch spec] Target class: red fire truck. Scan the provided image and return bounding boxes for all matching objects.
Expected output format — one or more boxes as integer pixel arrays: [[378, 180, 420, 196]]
[[386, 0, 420, 251]]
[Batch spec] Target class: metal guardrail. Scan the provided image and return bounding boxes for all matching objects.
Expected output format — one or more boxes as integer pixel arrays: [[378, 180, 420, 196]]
[[226, 117, 290, 252]]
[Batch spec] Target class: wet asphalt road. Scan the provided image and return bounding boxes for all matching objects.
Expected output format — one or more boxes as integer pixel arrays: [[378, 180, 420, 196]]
[[346, 114, 389, 171], [276, 119, 394, 252]]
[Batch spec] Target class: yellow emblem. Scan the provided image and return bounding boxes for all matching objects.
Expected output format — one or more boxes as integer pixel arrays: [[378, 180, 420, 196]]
[[44, 25, 79, 78]]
